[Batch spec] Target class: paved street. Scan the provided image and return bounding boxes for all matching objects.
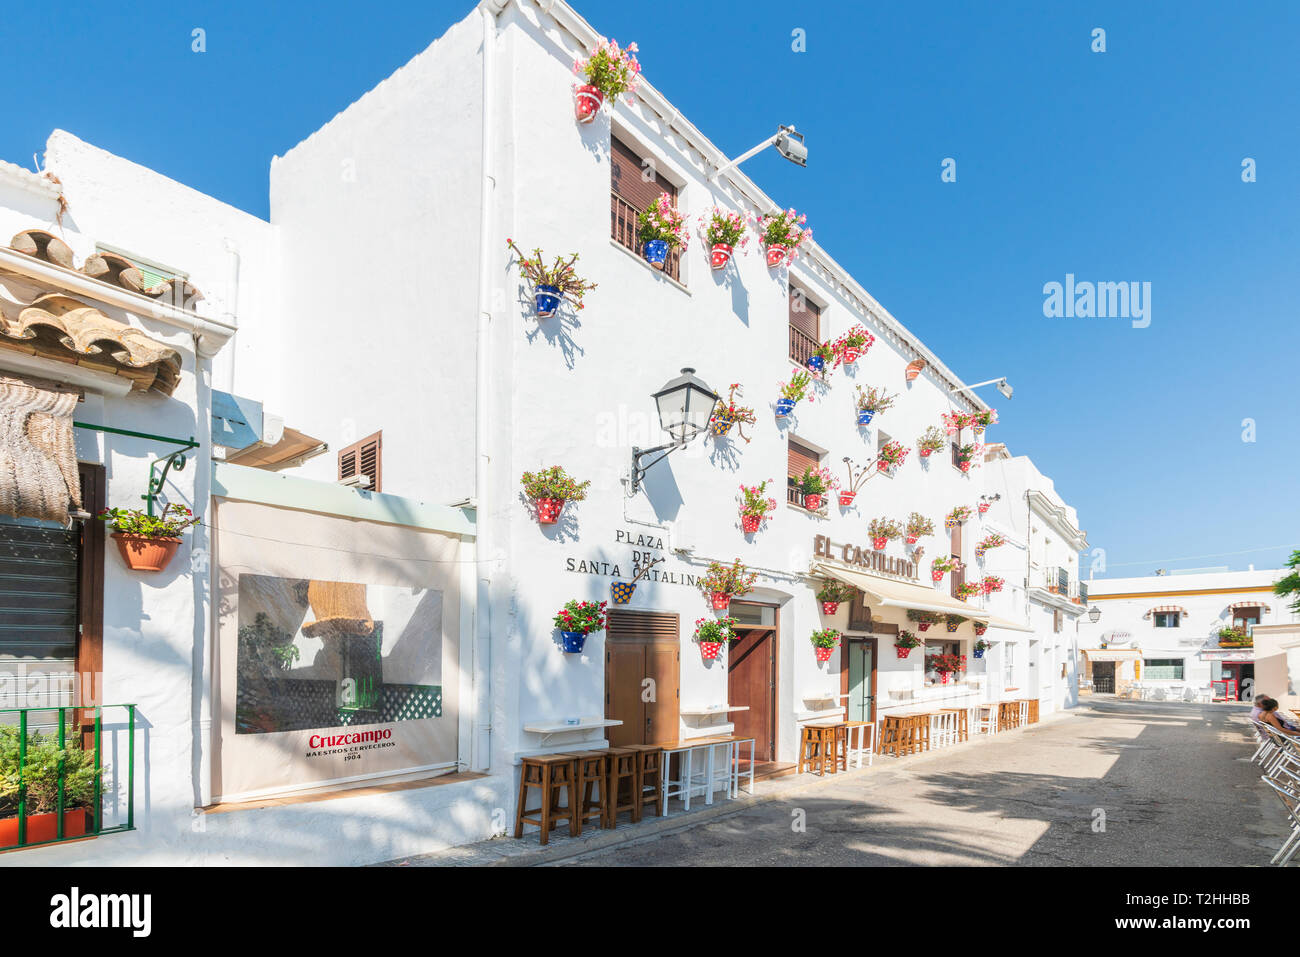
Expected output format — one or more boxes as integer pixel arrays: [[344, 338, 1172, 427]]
[[556, 700, 1288, 867]]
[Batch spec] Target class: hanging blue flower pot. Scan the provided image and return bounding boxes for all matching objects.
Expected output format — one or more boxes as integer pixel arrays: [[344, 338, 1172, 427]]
[[806, 355, 825, 374], [534, 284, 562, 318], [775, 398, 797, 418], [642, 239, 669, 269], [973, 649, 985, 659], [857, 409, 875, 426], [560, 631, 588, 653]]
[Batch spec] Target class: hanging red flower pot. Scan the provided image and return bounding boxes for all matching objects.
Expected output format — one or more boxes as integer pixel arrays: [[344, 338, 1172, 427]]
[[920, 448, 934, 458], [840, 346, 862, 364], [740, 514, 761, 534], [837, 491, 856, 507], [931, 569, 945, 582], [905, 534, 919, 545], [711, 592, 731, 611], [896, 646, 912, 659], [917, 622, 932, 632], [804, 493, 823, 511], [765, 244, 787, 267], [710, 243, 733, 269], [535, 498, 565, 524], [814, 645, 834, 663], [959, 461, 971, 473], [821, 601, 840, 615], [872, 536, 887, 551], [978, 502, 991, 513], [974, 622, 988, 636], [574, 84, 604, 123], [939, 671, 951, 685], [699, 640, 723, 661]]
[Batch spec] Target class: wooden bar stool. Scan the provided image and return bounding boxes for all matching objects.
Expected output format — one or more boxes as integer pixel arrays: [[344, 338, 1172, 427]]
[[569, 750, 611, 834], [514, 753, 578, 845], [606, 747, 640, 827], [941, 708, 968, 742], [799, 722, 839, 775], [844, 720, 874, 768], [622, 744, 664, 819], [831, 723, 849, 772]]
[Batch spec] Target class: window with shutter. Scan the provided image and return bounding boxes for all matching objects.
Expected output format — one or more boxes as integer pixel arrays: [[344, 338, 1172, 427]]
[[788, 287, 821, 365], [949, 522, 964, 599], [610, 138, 681, 280], [786, 439, 821, 508], [337, 431, 382, 492]]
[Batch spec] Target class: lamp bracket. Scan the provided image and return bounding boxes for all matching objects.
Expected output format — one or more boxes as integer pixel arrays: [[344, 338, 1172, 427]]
[[629, 441, 684, 495]]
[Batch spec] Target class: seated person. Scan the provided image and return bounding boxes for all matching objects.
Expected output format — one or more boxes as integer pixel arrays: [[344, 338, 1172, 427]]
[[1259, 698, 1300, 734]]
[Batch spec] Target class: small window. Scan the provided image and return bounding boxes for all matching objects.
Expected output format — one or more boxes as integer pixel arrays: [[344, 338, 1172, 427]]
[[1053, 609, 1063, 634], [786, 438, 821, 508], [949, 520, 964, 599], [788, 287, 821, 365], [924, 639, 962, 686], [1232, 607, 1261, 632], [1004, 644, 1015, 686], [1143, 658, 1184, 680], [1153, 612, 1181, 628], [610, 137, 681, 281], [338, 431, 382, 492]]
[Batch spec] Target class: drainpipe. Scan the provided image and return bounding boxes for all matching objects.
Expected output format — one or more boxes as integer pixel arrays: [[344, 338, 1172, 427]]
[[473, 0, 505, 772]]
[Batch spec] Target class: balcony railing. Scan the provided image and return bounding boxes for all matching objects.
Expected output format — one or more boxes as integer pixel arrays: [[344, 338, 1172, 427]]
[[788, 325, 819, 367], [0, 704, 135, 851], [1041, 567, 1086, 604], [611, 193, 680, 281]]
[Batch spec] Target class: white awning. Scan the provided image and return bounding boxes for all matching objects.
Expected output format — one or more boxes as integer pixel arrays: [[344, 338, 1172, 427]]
[[1081, 648, 1142, 662], [1199, 648, 1255, 662], [1144, 605, 1187, 619], [813, 562, 1034, 631], [1228, 601, 1270, 613]]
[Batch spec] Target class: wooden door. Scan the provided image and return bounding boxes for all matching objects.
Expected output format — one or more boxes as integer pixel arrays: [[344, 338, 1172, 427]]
[[605, 642, 646, 747], [842, 638, 876, 724], [605, 609, 680, 746], [644, 643, 679, 745], [729, 628, 776, 761]]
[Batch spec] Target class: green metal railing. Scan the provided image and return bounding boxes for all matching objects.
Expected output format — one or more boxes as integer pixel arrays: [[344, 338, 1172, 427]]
[[0, 704, 136, 851]]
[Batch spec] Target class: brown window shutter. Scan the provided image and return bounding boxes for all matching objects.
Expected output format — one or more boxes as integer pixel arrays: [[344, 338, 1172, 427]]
[[607, 609, 680, 642], [337, 431, 382, 492], [847, 591, 871, 631], [611, 138, 676, 210], [788, 287, 820, 338], [787, 439, 820, 480]]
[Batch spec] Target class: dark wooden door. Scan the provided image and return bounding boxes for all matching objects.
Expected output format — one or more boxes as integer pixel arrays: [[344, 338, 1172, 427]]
[[729, 628, 776, 761], [605, 610, 680, 746]]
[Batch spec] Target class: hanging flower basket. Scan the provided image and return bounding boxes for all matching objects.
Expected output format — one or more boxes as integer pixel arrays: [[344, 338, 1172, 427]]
[[975, 546, 986, 560], [931, 570, 944, 582], [974, 623, 987, 636], [905, 359, 926, 381], [973, 648, 985, 659], [857, 409, 875, 426], [740, 514, 762, 534], [694, 615, 736, 661], [821, 601, 840, 615], [810, 627, 839, 663], [710, 243, 733, 269], [946, 621, 959, 633], [711, 409, 736, 436], [905, 534, 919, 545], [814, 646, 834, 663], [918, 622, 932, 632], [838, 491, 856, 507], [533, 284, 562, 318], [920, 448, 933, 458], [710, 592, 731, 611], [642, 238, 670, 268], [804, 493, 823, 511], [806, 354, 825, 374], [611, 581, 637, 604], [699, 640, 723, 661], [775, 397, 797, 417], [560, 630, 588, 653], [765, 244, 788, 267], [574, 84, 604, 123], [872, 536, 887, 551], [112, 533, 182, 572], [978, 502, 991, 514], [536, 498, 565, 524], [738, 482, 777, 536], [841, 346, 862, 364], [960, 461, 971, 473]]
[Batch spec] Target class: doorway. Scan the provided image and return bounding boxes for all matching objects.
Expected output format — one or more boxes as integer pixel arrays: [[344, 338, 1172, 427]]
[[727, 601, 778, 763], [1092, 661, 1116, 694], [604, 609, 680, 747], [842, 638, 876, 724], [1221, 663, 1255, 702]]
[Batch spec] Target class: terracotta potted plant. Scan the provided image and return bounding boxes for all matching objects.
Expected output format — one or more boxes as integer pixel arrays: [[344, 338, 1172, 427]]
[[876, 440, 909, 473], [907, 609, 943, 632], [0, 724, 100, 847], [832, 325, 875, 368], [775, 371, 811, 418], [553, 599, 607, 654], [895, 631, 922, 658], [521, 466, 591, 525], [753, 207, 812, 267], [795, 465, 838, 512], [699, 558, 758, 612], [710, 383, 757, 442], [905, 511, 934, 545], [930, 555, 957, 582], [100, 503, 198, 572], [738, 480, 777, 534], [868, 516, 902, 551], [854, 384, 896, 426], [694, 616, 736, 661], [905, 358, 926, 381], [506, 239, 597, 318], [816, 579, 856, 616], [838, 457, 875, 506], [917, 426, 946, 459], [572, 38, 640, 123], [698, 207, 749, 270], [637, 192, 689, 269], [810, 627, 840, 663]]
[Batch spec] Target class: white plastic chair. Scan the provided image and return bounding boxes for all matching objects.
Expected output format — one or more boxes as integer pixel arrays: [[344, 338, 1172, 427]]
[[1017, 701, 1029, 727], [976, 703, 998, 736]]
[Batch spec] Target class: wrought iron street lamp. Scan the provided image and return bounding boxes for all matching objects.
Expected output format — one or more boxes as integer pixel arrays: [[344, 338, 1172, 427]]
[[1088, 605, 1102, 624], [629, 368, 717, 494]]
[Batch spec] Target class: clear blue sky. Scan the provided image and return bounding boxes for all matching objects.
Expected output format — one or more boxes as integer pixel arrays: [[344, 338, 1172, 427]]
[[5, 0, 1297, 577]]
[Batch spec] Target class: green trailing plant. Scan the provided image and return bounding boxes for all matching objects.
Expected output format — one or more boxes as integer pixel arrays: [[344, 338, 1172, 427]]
[[520, 466, 591, 502], [906, 512, 935, 539], [867, 517, 903, 540], [554, 599, 608, 635], [0, 726, 101, 817], [809, 627, 841, 649], [906, 609, 943, 625], [916, 426, 946, 454], [693, 616, 738, 644], [815, 580, 856, 603], [98, 503, 198, 539], [699, 559, 758, 598], [896, 630, 922, 650], [506, 239, 598, 310], [945, 614, 969, 626]]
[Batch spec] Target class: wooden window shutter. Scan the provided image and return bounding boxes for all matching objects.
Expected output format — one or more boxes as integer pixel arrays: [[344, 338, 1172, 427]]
[[847, 590, 872, 631], [338, 431, 382, 492], [788, 287, 820, 338], [607, 609, 680, 642], [787, 439, 820, 481], [611, 138, 676, 211]]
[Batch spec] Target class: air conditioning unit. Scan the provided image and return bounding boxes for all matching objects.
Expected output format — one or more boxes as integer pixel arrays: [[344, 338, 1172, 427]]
[[339, 474, 372, 489]]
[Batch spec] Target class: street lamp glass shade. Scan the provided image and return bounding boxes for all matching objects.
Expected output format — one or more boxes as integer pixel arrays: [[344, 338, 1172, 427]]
[[653, 367, 717, 444], [1087, 605, 1102, 624]]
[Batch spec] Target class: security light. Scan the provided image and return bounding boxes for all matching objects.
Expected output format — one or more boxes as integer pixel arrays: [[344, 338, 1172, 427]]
[[949, 377, 1014, 403], [710, 125, 808, 180], [997, 378, 1014, 399]]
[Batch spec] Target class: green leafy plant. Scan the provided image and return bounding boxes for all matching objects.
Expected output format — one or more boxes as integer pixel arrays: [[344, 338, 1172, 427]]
[[946, 505, 973, 525], [554, 599, 608, 635], [779, 371, 812, 401], [693, 616, 738, 644], [520, 466, 591, 502], [906, 512, 934, 538], [917, 426, 946, 454], [796, 465, 839, 496], [868, 517, 903, 540], [896, 631, 922, 650], [0, 726, 101, 817], [698, 558, 758, 598], [711, 383, 757, 442], [906, 609, 943, 625], [98, 503, 198, 539], [974, 638, 991, 653], [809, 627, 840, 649], [945, 613, 969, 626], [574, 39, 641, 100], [506, 239, 598, 310], [637, 193, 689, 250], [815, 580, 856, 603], [854, 384, 897, 414], [1217, 626, 1252, 647], [1274, 550, 1300, 615]]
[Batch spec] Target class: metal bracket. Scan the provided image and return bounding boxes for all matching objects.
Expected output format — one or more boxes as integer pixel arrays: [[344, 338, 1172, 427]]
[[73, 422, 199, 516]]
